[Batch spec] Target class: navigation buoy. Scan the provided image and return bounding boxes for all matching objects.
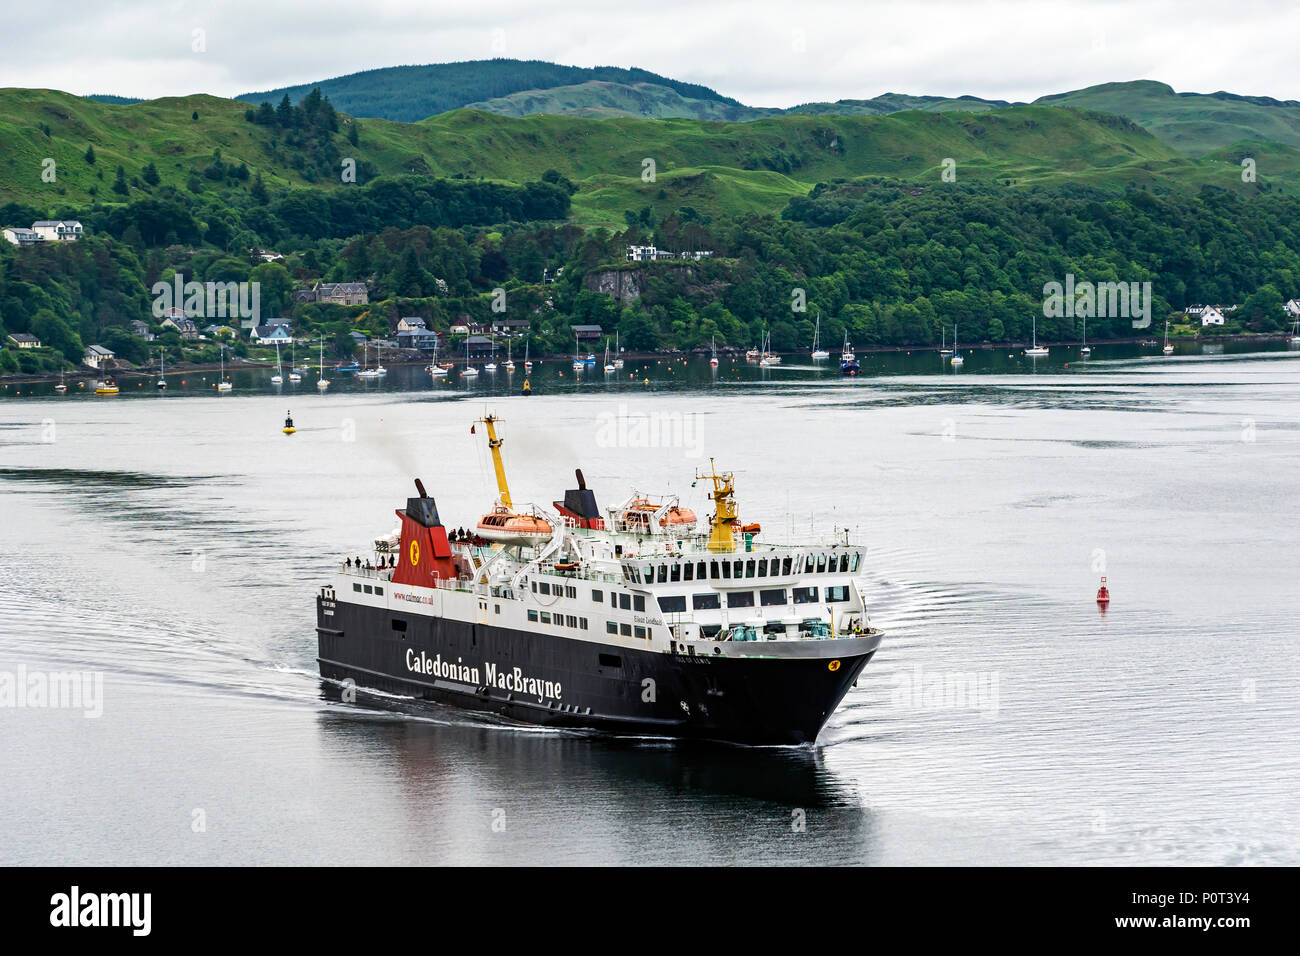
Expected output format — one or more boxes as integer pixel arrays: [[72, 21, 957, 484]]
[[1096, 576, 1110, 606]]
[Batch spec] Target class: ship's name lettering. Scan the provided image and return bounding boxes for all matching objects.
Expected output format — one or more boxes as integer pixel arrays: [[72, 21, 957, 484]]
[[405, 650, 562, 702]]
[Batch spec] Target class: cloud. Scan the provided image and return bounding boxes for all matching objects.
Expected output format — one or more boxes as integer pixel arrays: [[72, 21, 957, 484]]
[[1, 0, 1297, 107]]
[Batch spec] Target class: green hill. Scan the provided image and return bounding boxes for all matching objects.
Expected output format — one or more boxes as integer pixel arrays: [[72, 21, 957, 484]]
[[461, 80, 776, 121], [236, 59, 743, 123], [2, 86, 1289, 230], [1034, 80, 1300, 155]]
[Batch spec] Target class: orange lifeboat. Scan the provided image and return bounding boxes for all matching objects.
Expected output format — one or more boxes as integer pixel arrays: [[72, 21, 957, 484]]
[[622, 497, 697, 531], [475, 506, 554, 547]]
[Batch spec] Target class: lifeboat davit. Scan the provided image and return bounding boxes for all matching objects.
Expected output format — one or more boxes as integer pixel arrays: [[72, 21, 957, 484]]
[[475, 506, 554, 547], [623, 498, 697, 531]]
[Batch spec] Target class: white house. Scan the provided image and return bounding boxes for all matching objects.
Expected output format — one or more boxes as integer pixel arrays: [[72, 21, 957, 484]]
[[83, 344, 114, 368], [8, 333, 40, 348], [397, 316, 427, 333], [32, 220, 83, 242], [626, 245, 658, 262], [3, 227, 40, 246], [1201, 306, 1227, 327], [1285, 299, 1300, 317], [250, 325, 293, 347]]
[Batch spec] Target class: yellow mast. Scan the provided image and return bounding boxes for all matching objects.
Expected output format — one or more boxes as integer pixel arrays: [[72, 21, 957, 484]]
[[696, 458, 739, 552], [478, 414, 513, 509]]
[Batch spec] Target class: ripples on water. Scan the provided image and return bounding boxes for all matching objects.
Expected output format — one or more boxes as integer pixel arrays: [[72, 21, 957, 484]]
[[1, 349, 1298, 864]]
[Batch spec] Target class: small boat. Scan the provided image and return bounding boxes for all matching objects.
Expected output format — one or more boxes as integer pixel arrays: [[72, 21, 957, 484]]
[[316, 336, 330, 390], [55, 367, 68, 394], [745, 347, 762, 363], [483, 334, 498, 371], [1026, 316, 1049, 356], [939, 326, 953, 356], [572, 333, 585, 370], [1080, 315, 1091, 356], [950, 322, 965, 367], [524, 340, 534, 373], [94, 378, 119, 395], [288, 341, 302, 382], [1289, 316, 1300, 345], [612, 332, 624, 369], [335, 360, 360, 373], [283, 411, 296, 435], [759, 330, 781, 366], [603, 339, 616, 373], [709, 336, 719, 368], [839, 332, 860, 376], [216, 345, 233, 391], [504, 341, 515, 372], [476, 505, 555, 547], [461, 336, 478, 377], [812, 313, 830, 360], [357, 341, 380, 378], [270, 342, 283, 385], [156, 350, 168, 390], [1162, 320, 1174, 355]]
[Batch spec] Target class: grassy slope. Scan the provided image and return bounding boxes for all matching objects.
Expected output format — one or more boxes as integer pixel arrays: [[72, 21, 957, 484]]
[[1035, 80, 1300, 155], [462, 81, 778, 121], [0, 88, 1288, 229]]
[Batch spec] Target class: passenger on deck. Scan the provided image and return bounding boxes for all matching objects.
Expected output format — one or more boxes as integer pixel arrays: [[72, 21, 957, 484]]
[[345, 557, 352, 568]]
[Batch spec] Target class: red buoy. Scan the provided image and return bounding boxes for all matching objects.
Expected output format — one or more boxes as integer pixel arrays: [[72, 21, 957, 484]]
[[1096, 576, 1110, 605]]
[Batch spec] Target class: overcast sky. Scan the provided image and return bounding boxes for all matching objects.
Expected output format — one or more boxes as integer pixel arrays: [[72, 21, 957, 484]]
[[4, 0, 1298, 107]]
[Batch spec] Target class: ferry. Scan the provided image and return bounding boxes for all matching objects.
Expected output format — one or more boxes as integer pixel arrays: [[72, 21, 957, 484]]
[[315, 415, 883, 745]]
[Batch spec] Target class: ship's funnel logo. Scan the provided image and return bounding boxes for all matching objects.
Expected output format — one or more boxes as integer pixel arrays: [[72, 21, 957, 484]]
[[409, 539, 420, 567]]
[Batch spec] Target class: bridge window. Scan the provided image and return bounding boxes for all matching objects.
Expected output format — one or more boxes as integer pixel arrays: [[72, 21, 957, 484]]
[[851, 552, 861, 572], [727, 591, 755, 608], [683, 562, 693, 582], [720, 561, 730, 579], [757, 559, 767, 578], [816, 554, 827, 573], [697, 561, 706, 579], [658, 595, 687, 614], [760, 588, 788, 606], [657, 564, 668, 584], [670, 563, 681, 582], [793, 586, 819, 604], [826, 585, 850, 603], [710, 560, 720, 578], [782, 557, 792, 575], [839, 554, 849, 573], [692, 593, 721, 610]]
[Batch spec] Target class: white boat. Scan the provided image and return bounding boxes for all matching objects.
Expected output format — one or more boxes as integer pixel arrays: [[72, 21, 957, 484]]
[[811, 313, 830, 360], [709, 336, 719, 368], [156, 350, 167, 389], [429, 339, 448, 377], [270, 342, 283, 384], [759, 329, 781, 366], [524, 340, 534, 373], [55, 366, 68, 393], [1289, 315, 1300, 345], [216, 345, 233, 391], [316, 335, 330, 389], [1026, 316, 1049, 356], [613, 331, 624, 369], [1080, 315, 1091, 356], [358, 341, 381, 378], [288, 341, 302, 383], [504, 341, 515, 372], [461, 336, 478, 377], [572, 332, 585, 370], [939, 326, 953, 356], [1162, 319, 1175, 355], [483, 335, 498, 371], [950, 322, 964, 367], [603, 339, 616, 373]]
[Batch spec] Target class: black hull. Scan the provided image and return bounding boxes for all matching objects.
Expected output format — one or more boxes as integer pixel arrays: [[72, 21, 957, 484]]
[[317, 597, 875, 746]]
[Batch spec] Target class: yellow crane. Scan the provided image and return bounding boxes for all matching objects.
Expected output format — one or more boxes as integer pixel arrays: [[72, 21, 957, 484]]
[[476, 414, 513, 509], [695, 458, 741, 552]]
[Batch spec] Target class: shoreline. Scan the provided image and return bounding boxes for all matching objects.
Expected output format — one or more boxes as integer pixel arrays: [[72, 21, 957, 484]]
[[2, 331, 1295, 387]]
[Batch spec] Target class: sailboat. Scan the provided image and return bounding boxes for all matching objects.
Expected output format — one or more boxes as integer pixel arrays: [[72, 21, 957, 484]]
[[572, 333, 585, 370], [839, 331, 860, 375], [939, 327, 953, 356], [429, 336, 448, 377], [461, 335, 479, 378], [1290, 314, 1300, 345], [524, 340, 534, 373], [950, 322, 965, 367], [216, 344, 233, 391], [603, 338, 616, 373], [759, 329, 781, 366], [709, 336, 719, 368], [612, 331, 624, 369], [316, 335, 330, 390], [288, 340, 302, 383], [1026, 315, 1049, 356], [1080, 315, 1091, 356], [358, 340, 380, 378], [156, 349, 167, 389], [811, 313, 830, 360], [504, 340, 515, 372], [483, 334, 498, 372], [55, 366, 68, 393], [1162, 319, 1174, 355], [270, 342, 283, 384]]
